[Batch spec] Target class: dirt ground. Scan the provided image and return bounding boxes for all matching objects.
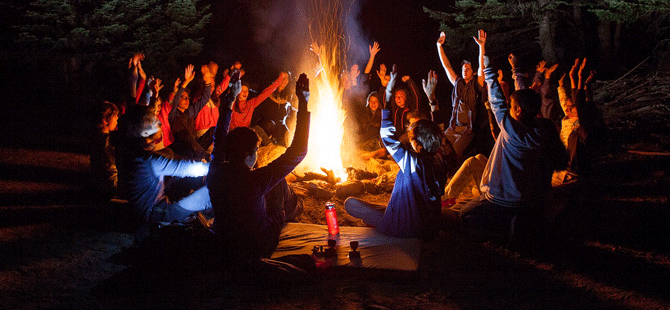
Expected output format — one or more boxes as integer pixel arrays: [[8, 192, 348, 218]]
[[1, 91, 670, 309]]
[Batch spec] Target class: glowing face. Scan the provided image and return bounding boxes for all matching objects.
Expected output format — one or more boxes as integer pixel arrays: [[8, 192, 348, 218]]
[[238, 85, 249, 101], [279, 73, 290, 89], [510, 98, 522, 121], [395, 89, 407, 109], [462, 63, 474, 81], [104, 114, 118, 133], [564, 99, 578, 119], [368, 96, 379, 111], [178, 93, 190, 111]]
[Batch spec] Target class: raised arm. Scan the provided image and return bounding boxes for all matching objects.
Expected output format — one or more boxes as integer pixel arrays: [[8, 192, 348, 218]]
[[248, 72, 286, 109], [376, 63, 389, 87], [557, 73, 570, 113], [474, 29, 486, 87], [437, 32, 458, 85], [210, 80, 242, 164], [422, 70, 440, 118], [569, 58, 580, 90], [188, 62, 217, 116], [383, 64, 398, 105], [252, 73, 312, 193], [508, 53, 527, 91], [403, 75, 421, 111], [364, 42, 380, 75]]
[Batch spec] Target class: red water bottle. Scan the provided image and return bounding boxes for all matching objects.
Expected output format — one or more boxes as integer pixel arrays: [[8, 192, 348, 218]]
[[325, 202, 339, 235]]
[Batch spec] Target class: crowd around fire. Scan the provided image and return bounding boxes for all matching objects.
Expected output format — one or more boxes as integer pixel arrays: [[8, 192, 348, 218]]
[[91, 29, 603, 274]]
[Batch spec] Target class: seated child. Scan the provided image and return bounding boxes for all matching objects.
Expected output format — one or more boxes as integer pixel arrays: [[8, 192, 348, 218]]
[[344, 65, 458, 239], [457, 53, 568, 244], [91, 101, 120, 200], [207, 73, 310, 262]]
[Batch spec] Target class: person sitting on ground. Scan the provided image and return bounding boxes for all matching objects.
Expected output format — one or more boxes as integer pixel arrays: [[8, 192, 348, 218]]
[[193, 64, 234, 152], [382, 65, 421, 134], [207, 73, 311, 263], [228, 71, 288, 132], [553, 58, 598, 186], [116, 105, 212, 225], [344, 64, 458, 239], [419, 70, 489, 208], [436, 30, 488, 157], [534, 60, 562, 124], [253, 70, 295, 147], [456, 52, 568, 245], [91, 101, 120, 200], [168, 62, 216, 160]]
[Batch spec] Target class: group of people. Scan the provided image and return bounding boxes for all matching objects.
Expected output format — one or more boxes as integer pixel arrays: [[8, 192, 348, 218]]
[[91, 28, 600, 272]]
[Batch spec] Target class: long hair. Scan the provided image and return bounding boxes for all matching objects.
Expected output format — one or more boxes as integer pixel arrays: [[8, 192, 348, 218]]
[[96, 101, 119, 131], [409, 119, 457, 198]]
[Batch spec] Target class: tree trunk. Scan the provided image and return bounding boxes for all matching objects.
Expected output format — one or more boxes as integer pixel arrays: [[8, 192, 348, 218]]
[[573, 0, 586, 55], [598, 19, 612, 72], [539, 12, 558, 64], [614, 21, 622, 59]]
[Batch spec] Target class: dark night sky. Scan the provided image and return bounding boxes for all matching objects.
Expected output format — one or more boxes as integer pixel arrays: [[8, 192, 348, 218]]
[[202, 0, 450, 90]]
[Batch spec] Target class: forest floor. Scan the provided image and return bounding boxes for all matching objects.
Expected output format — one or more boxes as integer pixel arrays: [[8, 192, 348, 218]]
[[1, 75, 670, 309]]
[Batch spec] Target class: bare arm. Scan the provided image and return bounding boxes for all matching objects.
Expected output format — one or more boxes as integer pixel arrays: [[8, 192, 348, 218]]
[[473, 29, 486, 87], [436, 32, 458, 85], [364, 42, 380, 74]]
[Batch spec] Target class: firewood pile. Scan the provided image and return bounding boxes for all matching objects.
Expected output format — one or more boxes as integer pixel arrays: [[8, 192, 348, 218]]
[[592, 71, 670, 152], [290, 164, 398, 201]]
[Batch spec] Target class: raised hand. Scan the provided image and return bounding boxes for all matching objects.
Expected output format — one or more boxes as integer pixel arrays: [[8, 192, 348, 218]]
[[173, 78, 181, 92], [184, 64, 195, 84], [295, 73, 310, 112], [310, 42, 321, 56], [545, 63, 558, 79], [151, 77, 163, 94], [376, 64, 387, 80], [578, 58, 588, 89], [508, 53, 519, 69], [402, 76, 410, 83], [128, 53, 145, 69], [369, 41, 380, 57], [422, 70, 438, 102], [569, 58, 580, 89], [536, 60, 547, 73], [558, 73, 566, 88], [585, 70, 596, 86], [350, 64, 360, 80], [376, 63, 388, 86], [227, 80, 242, 110], [437, 32, 446, 46], [231, 61, 242, 71], [473, 29, 486, 47]]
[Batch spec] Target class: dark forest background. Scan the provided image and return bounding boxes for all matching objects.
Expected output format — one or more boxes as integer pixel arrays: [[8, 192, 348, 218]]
[[1, 0, 669, 153]]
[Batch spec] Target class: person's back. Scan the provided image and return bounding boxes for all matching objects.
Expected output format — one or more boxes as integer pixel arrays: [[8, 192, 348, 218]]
[[456, 60, 568, 244], [208, 74, 311, 261], [344, 67, 457, 239], [481, 75, 567, 207]]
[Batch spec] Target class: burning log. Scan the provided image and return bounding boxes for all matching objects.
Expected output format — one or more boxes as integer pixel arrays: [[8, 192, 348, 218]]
[[334, 180, 364, 198], [292, 167, 340, 184], [346, 167, 377, 181]]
